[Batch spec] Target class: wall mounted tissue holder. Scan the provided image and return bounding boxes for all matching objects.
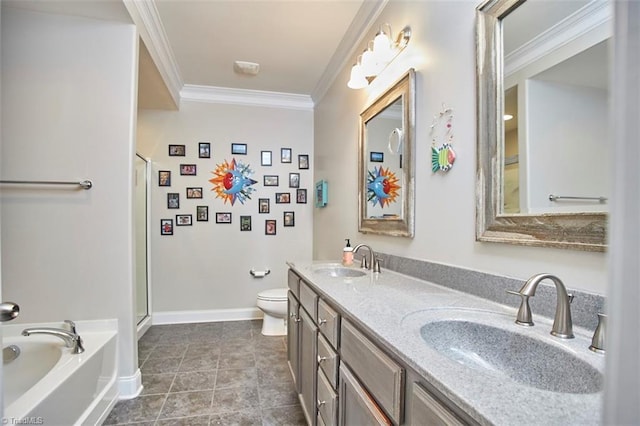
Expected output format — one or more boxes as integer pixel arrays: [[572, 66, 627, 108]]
[[250, 269, 271, 278]]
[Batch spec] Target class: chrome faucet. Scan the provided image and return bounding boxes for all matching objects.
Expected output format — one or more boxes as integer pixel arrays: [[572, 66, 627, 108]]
[[509, 273, 574, 339], [22, 320, 84, 354], [353, 244, 381, 273]]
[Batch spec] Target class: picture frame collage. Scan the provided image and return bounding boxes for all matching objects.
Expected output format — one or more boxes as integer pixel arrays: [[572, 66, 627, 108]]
[[160, 142, 310, 236]]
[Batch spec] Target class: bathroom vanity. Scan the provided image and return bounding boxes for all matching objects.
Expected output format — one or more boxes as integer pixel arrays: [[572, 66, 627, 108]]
[[286, 262, 604, 426]]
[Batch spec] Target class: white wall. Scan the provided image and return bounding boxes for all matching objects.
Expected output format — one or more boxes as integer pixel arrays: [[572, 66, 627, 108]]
[[313, 0, 607, 296], [137, 101, 313, 320], [1, 6, 140, 394]]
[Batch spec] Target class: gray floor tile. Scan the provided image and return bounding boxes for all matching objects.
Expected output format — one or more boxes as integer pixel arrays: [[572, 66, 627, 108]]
[[170, 370, 217, 392], [147, 343, 188, 360], [156, 415, 210, 425], [258, 381, 298, 409], [261, 404, 306, 426], [141, 373, 176, 395], [103, 394, 166, 424], [178, 352, 220, 372], [215, 367, 258, 389], [218, 352, 256, 369], [141, 357, 183, 374], [210, 386, 260, 414], [158, 390, 213, 419], [257, 363, 294, 385], [209, 409, 262, 426]]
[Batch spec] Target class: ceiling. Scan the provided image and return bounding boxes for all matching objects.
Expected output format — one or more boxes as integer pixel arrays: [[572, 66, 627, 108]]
[[5, 0, 377, 109]]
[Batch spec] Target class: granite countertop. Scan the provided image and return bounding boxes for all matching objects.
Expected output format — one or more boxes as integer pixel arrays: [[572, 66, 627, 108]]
[[287, 260, 604, 426]]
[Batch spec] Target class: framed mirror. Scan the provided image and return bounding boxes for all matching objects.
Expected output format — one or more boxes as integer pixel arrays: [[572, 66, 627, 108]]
[[359, 69, 415, 237], [476, 0, 609, 251]]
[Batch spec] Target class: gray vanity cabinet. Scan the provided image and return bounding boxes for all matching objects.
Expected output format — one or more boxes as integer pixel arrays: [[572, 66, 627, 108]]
[[287, 292, 300, 393], [299, 307, 318, 425], [409, 383, 465, 426]]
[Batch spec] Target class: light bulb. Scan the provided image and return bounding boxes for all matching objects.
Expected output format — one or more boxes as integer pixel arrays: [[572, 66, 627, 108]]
[[347, 64, 368, 89], [373, 29, 393, 64]]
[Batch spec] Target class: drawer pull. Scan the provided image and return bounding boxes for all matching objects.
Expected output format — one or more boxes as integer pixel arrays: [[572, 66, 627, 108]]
[[318, 318, 327, 326], [317, 400, 326, 407], [317, 355, 327, 364]]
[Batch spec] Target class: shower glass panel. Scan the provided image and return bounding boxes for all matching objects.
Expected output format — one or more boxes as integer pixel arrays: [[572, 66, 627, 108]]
[[135, 154, 149, 324]]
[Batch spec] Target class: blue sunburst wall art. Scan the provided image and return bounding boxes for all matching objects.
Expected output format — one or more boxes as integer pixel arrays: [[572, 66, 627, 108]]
[[209, 158, 257, 205], [367, 165, 401, 208]]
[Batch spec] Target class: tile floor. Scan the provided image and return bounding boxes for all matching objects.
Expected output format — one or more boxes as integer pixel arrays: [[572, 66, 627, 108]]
[[104, 320, 306, 425]]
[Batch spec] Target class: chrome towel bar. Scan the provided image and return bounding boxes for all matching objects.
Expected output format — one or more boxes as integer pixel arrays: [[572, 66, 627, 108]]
[[0, 179, 92, 190], [549, 194, 606, 203]]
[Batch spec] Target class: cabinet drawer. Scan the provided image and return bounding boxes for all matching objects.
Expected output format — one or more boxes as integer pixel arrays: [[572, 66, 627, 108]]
[[300, 280, 318, 319], [317, 299, 340, 348], [288, 269, 300, 299], [340, 320, 404, 425], [317, 368, 338, 426], [318, 333, 339, 389], [411, 383, 464, 426]]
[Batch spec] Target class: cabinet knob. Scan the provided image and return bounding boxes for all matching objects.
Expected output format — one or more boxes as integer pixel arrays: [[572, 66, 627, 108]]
[[317, 355, 327, 364], [317, 400, 326, 407], [318, 318, 327, 326]]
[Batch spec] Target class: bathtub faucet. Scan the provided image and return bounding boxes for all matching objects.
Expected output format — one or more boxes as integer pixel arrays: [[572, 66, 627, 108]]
[[22, 322, 85, 354]]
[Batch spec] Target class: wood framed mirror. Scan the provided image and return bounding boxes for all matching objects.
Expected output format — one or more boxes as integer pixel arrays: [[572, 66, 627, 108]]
[[476, 0, 609, 251], [358, 69, 416, 237]]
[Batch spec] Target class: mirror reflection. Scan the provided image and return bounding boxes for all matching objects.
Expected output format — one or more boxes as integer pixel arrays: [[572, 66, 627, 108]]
[[501, 0, 611, 215], [359, 69, 415, 237]]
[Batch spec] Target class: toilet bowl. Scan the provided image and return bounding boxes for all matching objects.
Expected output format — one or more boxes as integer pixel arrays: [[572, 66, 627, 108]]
[[256, 288, 288, 336]]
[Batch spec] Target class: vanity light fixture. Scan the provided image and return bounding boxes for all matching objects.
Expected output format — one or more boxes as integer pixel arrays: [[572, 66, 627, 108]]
[[347, 24, 411, 89]]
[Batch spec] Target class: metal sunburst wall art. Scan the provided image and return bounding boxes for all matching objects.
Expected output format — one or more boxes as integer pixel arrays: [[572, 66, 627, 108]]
[[209, 158, 257, 205], [367, 165, 401, 208], [430, 105, 456, 173]]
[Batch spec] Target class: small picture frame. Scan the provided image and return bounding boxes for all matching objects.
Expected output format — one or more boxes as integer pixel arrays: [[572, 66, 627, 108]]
[[263, 175, 279, 187], [186, 187, 203, 199], [240, 215, 252, 231], [281, 148, 292, 163], [160, 219, 173, 235], [199, 142, 211, 158], [216, 212, 232, 224], [176, 214, 192, 226], [370, 152, 384, 162], [298, 154, 309, 170], [196, 206, 208, 221], [276, 192, 291, 204], [169, 144, 185, 156], [265, 219, 277, 235], [296, 188, 307, 204], [180, 164, 197, 176], [258, 198, 270, 214], [289, 173, 300, 188], [231, 143, 247, 155], [167, 193, 180, 209], [315, 180, 328, 208], [159, 170, 171, 187], [283, 211, 295, 227], [261, 151, 272, 166]]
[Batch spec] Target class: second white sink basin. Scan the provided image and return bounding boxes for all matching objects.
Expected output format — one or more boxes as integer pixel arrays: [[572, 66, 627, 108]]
[[420, 319, 603, 394], [313, 266, 367, 278]]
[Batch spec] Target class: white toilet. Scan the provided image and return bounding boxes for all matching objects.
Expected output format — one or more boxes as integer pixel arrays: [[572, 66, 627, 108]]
[[256, 288, 288, 336]]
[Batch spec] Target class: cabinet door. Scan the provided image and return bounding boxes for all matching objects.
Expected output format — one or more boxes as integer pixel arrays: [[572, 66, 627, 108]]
[[410, 383, 465, 426], [287, 292, 300, 393], [299, 308, 318, 426], [338, 364, 391, 426]]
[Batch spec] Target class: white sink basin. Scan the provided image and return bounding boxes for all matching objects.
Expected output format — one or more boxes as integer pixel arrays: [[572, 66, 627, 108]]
[[313, 266, 367, 278], [420, 319, 603, 394]]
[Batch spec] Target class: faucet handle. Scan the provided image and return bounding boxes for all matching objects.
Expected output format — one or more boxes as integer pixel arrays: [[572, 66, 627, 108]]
[[373, 257, 383, 273], [64, 320, 77, 334], [589, 313, 606, 354], [506, 290, 534, 326], [360, 256, 368, 270]]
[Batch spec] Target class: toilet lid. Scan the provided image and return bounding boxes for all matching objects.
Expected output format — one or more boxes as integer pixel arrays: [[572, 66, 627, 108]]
[[257, 288, 288, 301]]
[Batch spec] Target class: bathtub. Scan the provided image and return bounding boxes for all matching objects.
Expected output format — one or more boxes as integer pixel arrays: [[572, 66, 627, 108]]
[[3, 320, 118, 425]]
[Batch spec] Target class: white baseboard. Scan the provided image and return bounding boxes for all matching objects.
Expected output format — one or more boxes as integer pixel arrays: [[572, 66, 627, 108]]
[[118, 368, 143, 400], [152, 307, 263, 325]]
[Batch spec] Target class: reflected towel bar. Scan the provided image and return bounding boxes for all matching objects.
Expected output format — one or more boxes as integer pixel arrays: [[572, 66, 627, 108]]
[[549, 194, 606, 203], [0, 179, 93, 190]]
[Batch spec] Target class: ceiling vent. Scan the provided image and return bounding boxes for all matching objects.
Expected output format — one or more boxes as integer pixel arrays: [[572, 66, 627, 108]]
[[234, 61, 260, 76]]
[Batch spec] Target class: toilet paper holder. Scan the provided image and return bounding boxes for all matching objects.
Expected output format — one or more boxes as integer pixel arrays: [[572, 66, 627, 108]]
[[250, 269, 271, 278]]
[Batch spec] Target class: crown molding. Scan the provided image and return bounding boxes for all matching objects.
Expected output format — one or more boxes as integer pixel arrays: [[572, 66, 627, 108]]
[[123, 0, 183, 107], [505, 0, 612, 76], [310, 0, 388, 104], [181, 85, 314, 111]]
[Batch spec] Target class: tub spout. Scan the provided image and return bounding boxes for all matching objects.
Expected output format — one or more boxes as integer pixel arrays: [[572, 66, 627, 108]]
[[22, 327, 85, 354]]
